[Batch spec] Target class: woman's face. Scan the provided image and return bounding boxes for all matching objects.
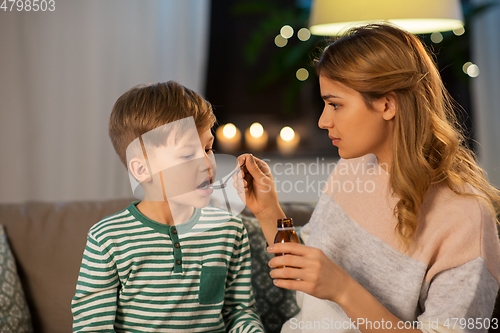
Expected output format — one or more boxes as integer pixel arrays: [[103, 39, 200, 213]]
[[318, 76, 395, 164]]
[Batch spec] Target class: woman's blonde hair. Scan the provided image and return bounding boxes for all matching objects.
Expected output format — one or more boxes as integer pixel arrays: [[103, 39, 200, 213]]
[[315, 23, 500, 247]]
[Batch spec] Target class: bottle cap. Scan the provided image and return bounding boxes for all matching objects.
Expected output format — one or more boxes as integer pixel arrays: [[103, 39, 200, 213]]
[[277, 218, 294, 230]]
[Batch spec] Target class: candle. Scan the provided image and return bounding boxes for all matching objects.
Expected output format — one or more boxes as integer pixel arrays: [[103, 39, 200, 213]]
[[245, 122, 268, 151], [216, 123, 241, 153], [277, 126, 300, 155]]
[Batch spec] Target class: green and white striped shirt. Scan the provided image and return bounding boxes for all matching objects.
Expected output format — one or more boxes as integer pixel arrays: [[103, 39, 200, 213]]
[[72, 202, 263, 332]]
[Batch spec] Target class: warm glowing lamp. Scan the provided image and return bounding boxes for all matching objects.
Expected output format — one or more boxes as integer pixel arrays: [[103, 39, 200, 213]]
[[216, 123, 241, 152], [277, 126, 300, 155], [309, 0, 464, 35]]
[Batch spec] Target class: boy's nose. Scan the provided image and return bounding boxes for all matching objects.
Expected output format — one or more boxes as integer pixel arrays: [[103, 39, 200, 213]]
[[203, 154, 216, 181]]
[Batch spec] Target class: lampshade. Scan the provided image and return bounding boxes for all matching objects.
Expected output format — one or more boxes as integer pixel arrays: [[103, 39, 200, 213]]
[[309, 0, 464, 35]]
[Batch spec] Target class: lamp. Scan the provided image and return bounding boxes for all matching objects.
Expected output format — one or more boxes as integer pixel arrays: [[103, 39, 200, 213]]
[[309, 0, 464, 35]]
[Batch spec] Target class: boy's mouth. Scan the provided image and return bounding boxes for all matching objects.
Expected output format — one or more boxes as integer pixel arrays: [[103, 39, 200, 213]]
[[197, 178, 212, 190]]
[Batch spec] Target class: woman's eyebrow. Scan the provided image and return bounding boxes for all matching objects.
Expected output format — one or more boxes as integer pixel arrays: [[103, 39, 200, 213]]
[[321, 94, 342, 100]]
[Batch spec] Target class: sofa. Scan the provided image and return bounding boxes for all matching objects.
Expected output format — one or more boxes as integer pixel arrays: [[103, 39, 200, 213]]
[[0, 199, 499, 333], [0, 199, 315, 333]]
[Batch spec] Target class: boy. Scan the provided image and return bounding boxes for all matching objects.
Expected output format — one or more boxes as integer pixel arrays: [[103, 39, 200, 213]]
[[71, 81, 264, 332]]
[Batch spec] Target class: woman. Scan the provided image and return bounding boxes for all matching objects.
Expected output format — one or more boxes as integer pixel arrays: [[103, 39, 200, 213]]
[[235, 24, 500, 332]]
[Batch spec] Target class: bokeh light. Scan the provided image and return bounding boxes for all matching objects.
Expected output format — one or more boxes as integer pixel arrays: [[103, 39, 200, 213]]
[[467, 64, 480, 77], [280, 25, 294, 39], [453, 26, 465, 36], [223, 123, 237, 139], [462, 62, 473, 74], [249, 123, 264, 138], [274, 34, 287, 47], [296, 68, 309, 81], [280, 126, 295, 142], [297, 28, 311, 41], [430, 32, 443, 43]]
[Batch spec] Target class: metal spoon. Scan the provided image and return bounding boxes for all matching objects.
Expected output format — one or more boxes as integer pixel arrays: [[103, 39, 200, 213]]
[[210, 161, 246, 190]]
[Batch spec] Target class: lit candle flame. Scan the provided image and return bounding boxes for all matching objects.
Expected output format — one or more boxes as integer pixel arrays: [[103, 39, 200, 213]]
[[249, 123, 264, 138], [280, 126, 295, 142], [223, 123, 237, 139]]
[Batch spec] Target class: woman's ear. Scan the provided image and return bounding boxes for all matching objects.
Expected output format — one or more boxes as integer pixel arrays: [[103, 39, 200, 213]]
[[129, 158, 152, 183], [382, 92, 397, 121]]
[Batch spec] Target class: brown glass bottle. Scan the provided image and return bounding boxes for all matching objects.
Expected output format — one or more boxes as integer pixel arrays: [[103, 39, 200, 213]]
[[273, 218, 299, 258]]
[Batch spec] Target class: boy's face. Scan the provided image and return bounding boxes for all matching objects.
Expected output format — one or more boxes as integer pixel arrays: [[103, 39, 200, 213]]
[[144, 127, 216, 209]]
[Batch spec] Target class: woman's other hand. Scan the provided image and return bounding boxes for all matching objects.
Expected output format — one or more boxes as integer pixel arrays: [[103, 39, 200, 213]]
[[267, 242, 352, 304]]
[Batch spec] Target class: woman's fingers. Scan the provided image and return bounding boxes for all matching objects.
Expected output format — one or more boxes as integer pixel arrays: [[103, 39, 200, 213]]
[[272, 277, 306, 291], [269, 266, 306, 280], [268, 253, 310, 270], [244, 154, 266, 179], [267, 242, 315, 257]]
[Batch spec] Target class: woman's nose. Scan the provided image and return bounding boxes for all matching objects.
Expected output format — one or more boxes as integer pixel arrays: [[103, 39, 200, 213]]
[[318, 108, 333, 129]]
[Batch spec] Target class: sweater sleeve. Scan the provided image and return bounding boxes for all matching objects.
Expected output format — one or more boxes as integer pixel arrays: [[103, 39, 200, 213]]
[[223, 220, 265, 333], [71, 232, 120, 332], [417, 257, 499, 333], [416, 196, 500, 333]]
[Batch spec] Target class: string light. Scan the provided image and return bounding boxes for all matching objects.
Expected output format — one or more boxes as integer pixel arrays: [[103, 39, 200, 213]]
[[296, 68, 309, 81], [453, 26, 465, 36], [297, 28, 311, 41], [467, 64, 480, 77], [462, 62, 473, 74], [280, 25, 294, 39], [430, 32, 443, 43], [274, 34, 287, 47]]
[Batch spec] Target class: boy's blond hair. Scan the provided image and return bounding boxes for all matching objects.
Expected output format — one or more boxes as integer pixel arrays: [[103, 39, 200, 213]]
[[109, 81, 216, 166]]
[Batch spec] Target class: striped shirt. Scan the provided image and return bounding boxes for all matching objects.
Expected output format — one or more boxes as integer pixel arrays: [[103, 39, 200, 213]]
[[72, 202, 264, 332]]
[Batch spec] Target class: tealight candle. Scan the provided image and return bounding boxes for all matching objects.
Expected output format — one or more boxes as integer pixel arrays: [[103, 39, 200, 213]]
[[277, 126, 300, 155], [216, 123, 241, 153], [245, 122, 268, 151]]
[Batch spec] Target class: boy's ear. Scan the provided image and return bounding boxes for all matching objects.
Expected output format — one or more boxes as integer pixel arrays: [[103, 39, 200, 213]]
[[129, 158, 152, 183]]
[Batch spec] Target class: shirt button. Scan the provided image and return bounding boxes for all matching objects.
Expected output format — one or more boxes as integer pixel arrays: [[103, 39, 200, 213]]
[[174, 242, 180, 248], [176, 259, 182, 265], [172, 228, 177, 235]]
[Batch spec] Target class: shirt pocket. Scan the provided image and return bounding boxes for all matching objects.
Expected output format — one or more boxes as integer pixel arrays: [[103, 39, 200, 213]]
[[199, 265, 227, 305]]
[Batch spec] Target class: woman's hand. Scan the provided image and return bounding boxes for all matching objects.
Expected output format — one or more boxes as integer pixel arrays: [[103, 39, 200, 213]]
[[267, 242, 352, 304], [234, 154, 282, 220]]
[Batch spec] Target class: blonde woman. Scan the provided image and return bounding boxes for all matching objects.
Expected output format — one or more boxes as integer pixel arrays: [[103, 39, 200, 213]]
[[236, 24, 500, 332]]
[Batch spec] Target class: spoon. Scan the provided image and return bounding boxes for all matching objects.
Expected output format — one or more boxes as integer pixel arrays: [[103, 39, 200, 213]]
[[210, 161, 246, 190]]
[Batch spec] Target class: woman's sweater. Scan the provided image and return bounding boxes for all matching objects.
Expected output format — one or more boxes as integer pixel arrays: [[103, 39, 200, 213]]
[[282, 154, 500, 333]]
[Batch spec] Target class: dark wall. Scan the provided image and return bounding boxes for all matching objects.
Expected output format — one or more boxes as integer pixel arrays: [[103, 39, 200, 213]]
[[205, 0, 476, 158]]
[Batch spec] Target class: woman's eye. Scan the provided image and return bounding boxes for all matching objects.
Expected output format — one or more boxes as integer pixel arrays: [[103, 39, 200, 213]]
[[329, 103, 338, 110], [205, 148, 215, 154]]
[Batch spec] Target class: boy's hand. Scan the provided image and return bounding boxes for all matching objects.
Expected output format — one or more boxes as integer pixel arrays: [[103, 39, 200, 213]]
[[234, 154, 282, 220]]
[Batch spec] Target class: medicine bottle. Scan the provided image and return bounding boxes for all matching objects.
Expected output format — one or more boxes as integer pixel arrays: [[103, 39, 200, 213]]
[[273, 218, 299, 258]]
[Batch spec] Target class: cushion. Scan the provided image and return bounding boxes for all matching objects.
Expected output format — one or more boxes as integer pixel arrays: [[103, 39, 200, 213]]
[[0, 225, 33, 332], [0, 199, 132, 333], [240, 215, 300, 333]]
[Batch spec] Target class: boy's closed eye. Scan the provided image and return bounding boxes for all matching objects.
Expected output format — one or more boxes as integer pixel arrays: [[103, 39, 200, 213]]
[[180, 148, 214, 160], [181, 153, 196, 160]]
